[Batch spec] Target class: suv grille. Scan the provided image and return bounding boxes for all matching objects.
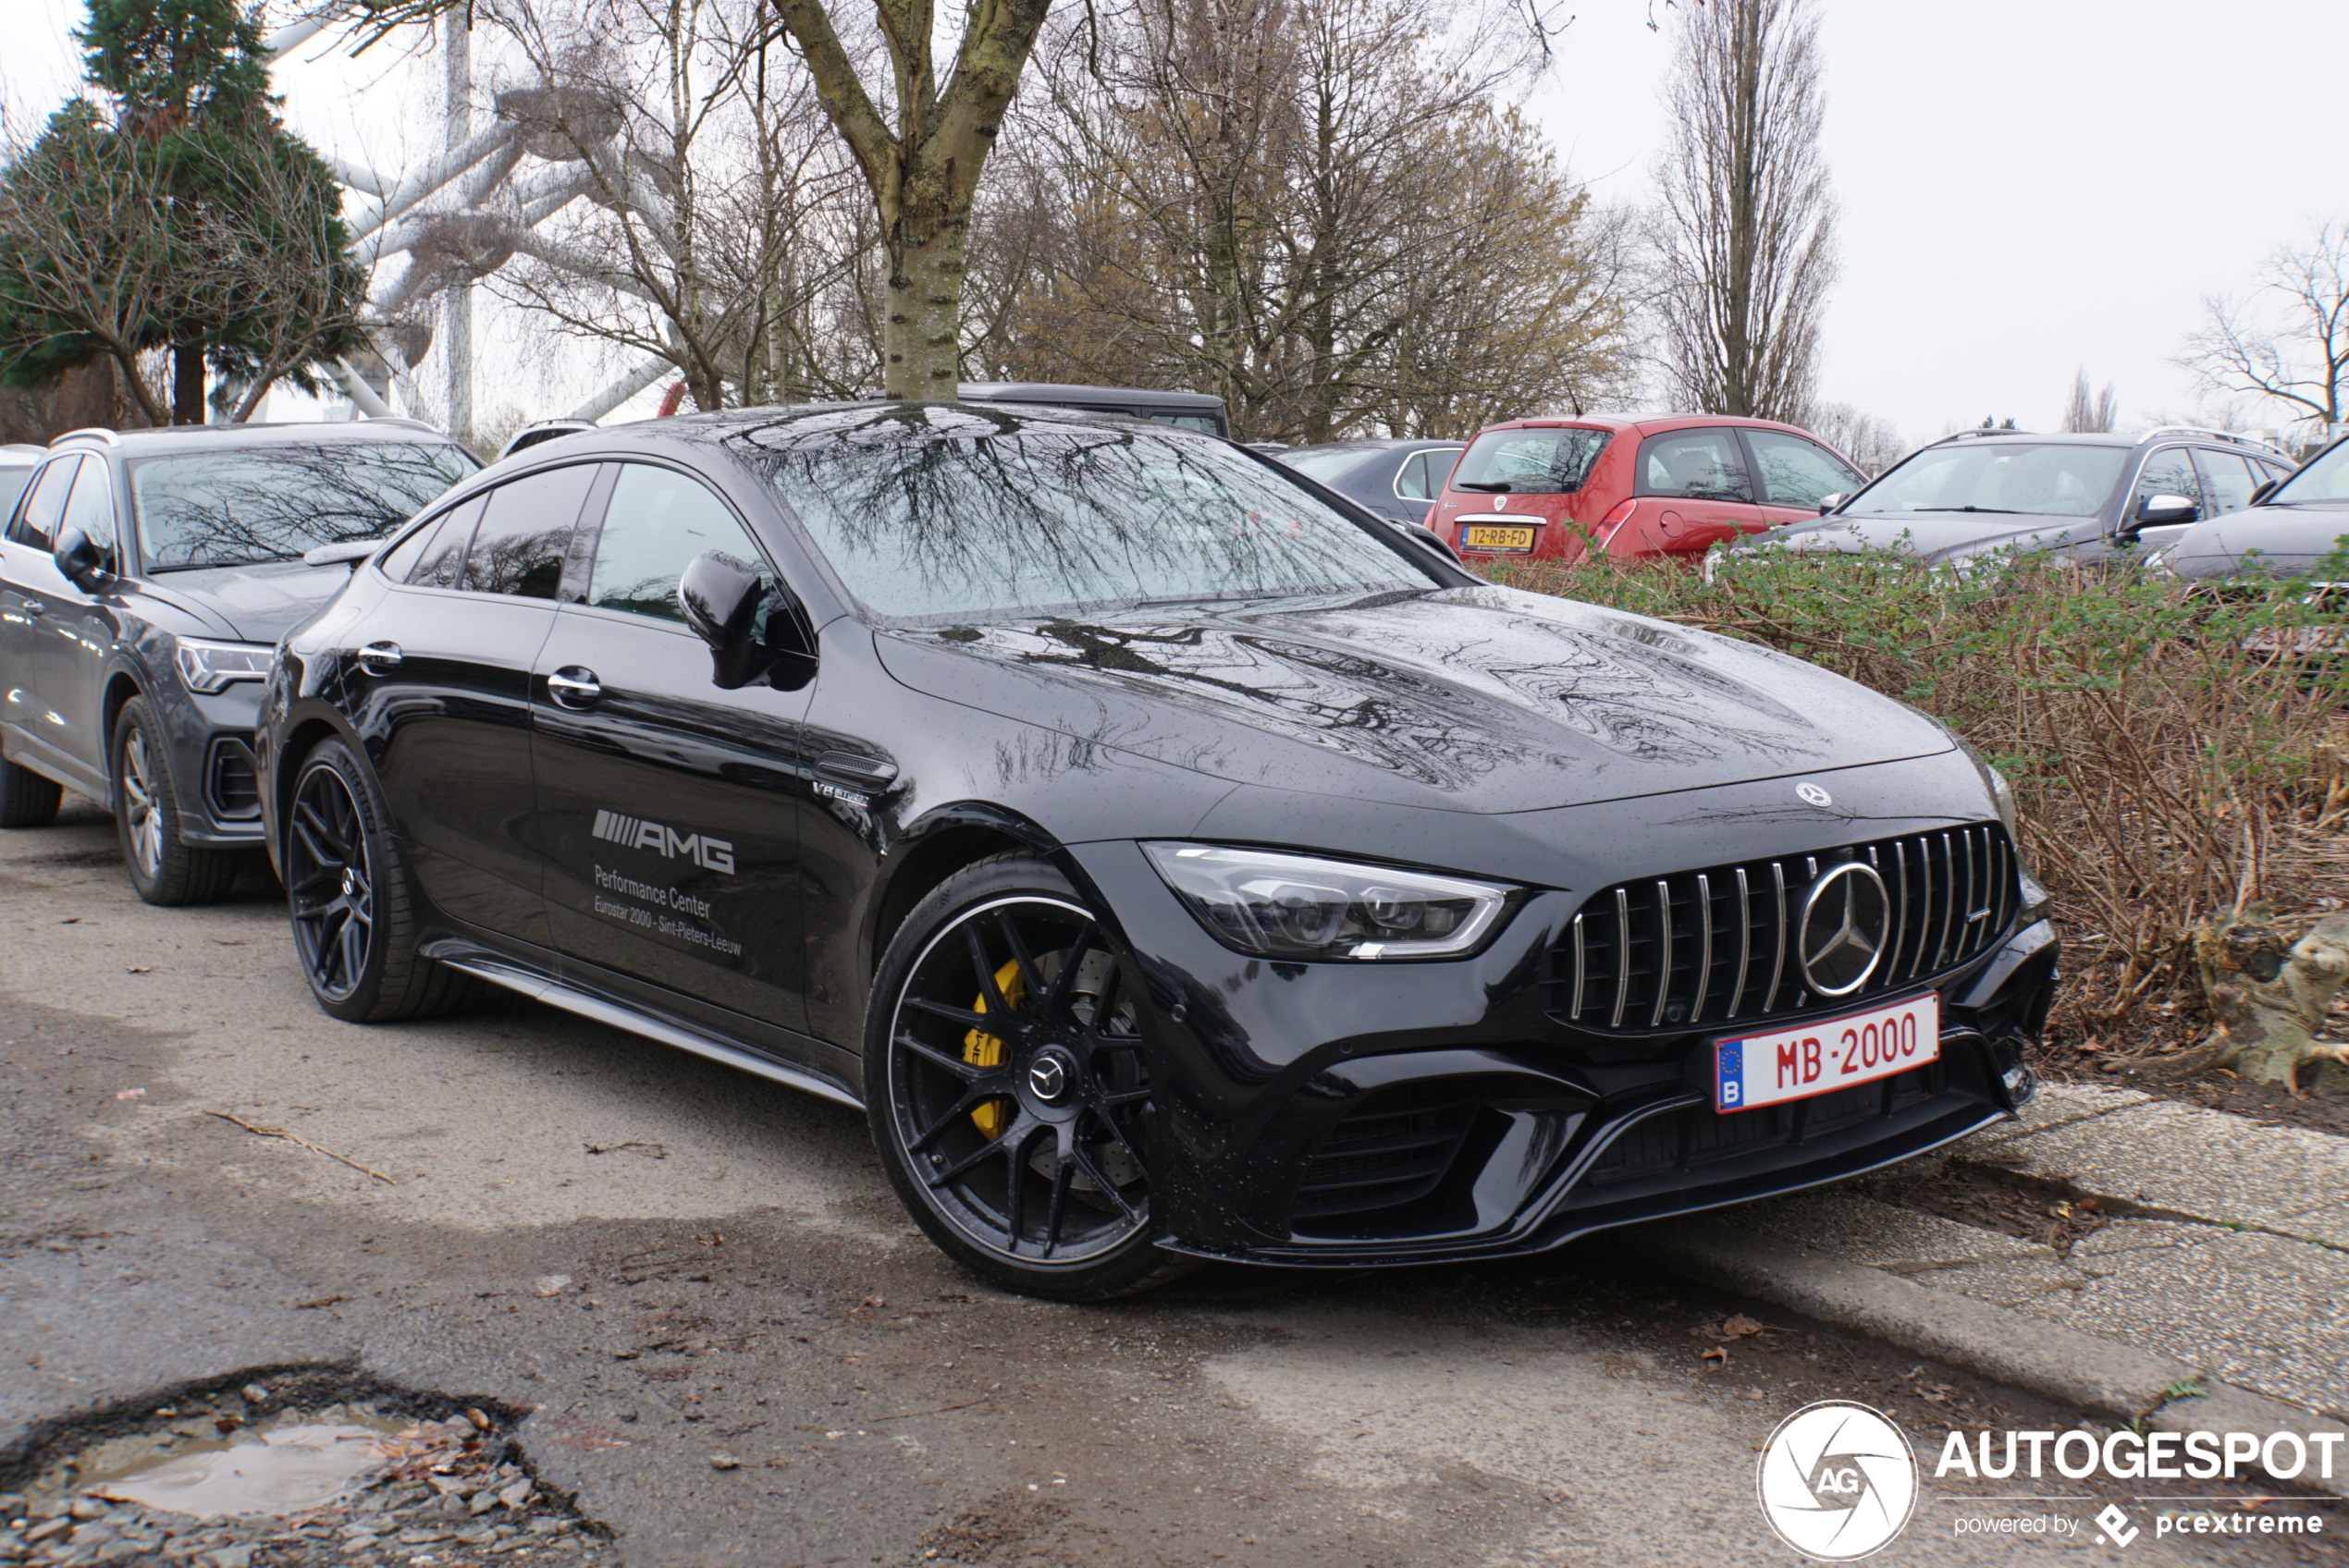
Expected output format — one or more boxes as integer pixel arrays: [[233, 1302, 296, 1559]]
[[1552, 824, 2017, 1035]]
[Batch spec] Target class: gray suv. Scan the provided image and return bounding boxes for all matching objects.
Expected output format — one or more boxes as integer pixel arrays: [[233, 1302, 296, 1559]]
[[1743, 426, 2294, 569], [0, 421, 473, 902]]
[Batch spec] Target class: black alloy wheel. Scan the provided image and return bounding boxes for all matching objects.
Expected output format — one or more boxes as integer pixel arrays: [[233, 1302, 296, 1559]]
[[283, 738, 477, 1023], [111, 696, 239, 905], [868, 856, 1196, 1300]]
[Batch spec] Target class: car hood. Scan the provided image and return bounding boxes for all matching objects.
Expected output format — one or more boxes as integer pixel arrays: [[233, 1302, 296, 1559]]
[[141, 557, 357, 642], [873, 584, 1951, 813], [2163, 507, 2349, 581], [1767, 509, 2092, 560]]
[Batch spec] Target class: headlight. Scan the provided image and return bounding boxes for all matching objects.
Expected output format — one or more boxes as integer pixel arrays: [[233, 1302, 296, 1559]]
[[1141, 842, 1515, 961], [174, 638, 274, 694]]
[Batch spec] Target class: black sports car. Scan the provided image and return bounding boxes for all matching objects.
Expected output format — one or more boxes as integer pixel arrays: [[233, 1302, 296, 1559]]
[[258, 403, 2057, 1299], [1, 422, 474, 901]]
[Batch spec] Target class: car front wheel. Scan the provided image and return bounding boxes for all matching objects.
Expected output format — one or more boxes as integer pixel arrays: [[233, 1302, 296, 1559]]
[[867, 855, 1198, 1301], [112, 696, 239, 905]]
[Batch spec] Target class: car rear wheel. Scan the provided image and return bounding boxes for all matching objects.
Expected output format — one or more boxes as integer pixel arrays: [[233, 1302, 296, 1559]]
[[0, 757, 62, 828], [112, 697, 240, 905], [867, 855, 1199, 1301], [284, 737, 478, 1023]]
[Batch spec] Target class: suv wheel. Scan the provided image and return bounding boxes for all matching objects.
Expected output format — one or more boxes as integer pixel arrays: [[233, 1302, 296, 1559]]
[[867, 854, 1199, 1301], [112, 697, 240, 905], [0, 758, 62, 828], [284, 737, 478, 1023]]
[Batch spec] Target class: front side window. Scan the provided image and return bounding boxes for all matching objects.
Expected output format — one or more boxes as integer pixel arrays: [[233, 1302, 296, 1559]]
[[2132, 447, 2205, 521], [129, 442, 476, 571], [1449, 427, 1610, 495], [1851, 442, 2128, 519], [2194, 449, 2260, 516], [1636, 429, 1753, 502], [586, 464, 765, 623], [461, 465, 596, 599], [8, 457, 80, 550], [2265, 441, 2349, 507], [734, 407, 1434, 623], [56, 456, 117, 568], [1745, 430, 1863, 508]]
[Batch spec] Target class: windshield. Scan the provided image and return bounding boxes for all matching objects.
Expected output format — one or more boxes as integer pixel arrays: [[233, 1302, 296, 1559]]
[[2266, 442, 2349, 507], [129, 442, 476, 570], [1448, 427, 1611, 494], [1850, 442, 2127, 519], [1279, 447, 1374, 481], [734, 407, 1436, 622]]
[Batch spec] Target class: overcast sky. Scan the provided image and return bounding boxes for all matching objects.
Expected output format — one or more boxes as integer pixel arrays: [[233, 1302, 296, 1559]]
[[5, 0, 2344, 439]]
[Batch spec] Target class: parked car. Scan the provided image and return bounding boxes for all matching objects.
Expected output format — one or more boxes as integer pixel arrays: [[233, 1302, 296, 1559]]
[[259, 399, 2051, 1301], [0, 421, 475, 901], [1427, 413, 1867, 565], [956, 382, 1229, 438], [1276, 438, 1466, 557], [1742, 426, 2294, 570], [499, 418, 596, 460], [2157, 435, 2349, 582], [1, 445, 42, 522]]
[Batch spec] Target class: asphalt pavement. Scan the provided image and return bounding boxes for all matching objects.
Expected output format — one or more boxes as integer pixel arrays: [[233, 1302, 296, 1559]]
[[0, 800, 2333, 1567]]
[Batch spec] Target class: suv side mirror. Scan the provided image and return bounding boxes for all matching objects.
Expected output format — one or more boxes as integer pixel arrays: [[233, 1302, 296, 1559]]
[[1814, 492, 1850, 514], [678, 550, 817, 692], [2250, 478, 2280, 506], [2131, 494, 2199, 533], [53, 526, 112, 592]]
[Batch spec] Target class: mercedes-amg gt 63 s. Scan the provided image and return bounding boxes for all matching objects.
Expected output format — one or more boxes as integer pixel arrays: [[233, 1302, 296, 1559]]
[[258, 403, 2058, 1299]]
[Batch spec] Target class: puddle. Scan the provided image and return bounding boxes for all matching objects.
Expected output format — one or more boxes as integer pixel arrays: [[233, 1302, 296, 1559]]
[[81, 1418, 401, 1518]]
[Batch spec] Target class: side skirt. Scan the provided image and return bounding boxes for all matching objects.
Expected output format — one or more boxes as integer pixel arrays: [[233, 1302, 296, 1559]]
[[430, 946, 865, 1111]]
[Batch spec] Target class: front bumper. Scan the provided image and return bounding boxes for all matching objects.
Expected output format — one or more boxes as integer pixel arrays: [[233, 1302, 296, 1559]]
[[1063, 798, 2059, 1268], [154, 679, 267, 847]]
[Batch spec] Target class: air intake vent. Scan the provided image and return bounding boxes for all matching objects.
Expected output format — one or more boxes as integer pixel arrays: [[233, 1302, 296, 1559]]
[[205, 739, 261, 820], [1292, 1085, 1479, 1220], [1554, 824, 2016, 1035]]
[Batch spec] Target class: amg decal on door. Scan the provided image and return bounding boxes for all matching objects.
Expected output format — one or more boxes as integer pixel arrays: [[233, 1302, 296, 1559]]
[[590, 808, 736, 873]]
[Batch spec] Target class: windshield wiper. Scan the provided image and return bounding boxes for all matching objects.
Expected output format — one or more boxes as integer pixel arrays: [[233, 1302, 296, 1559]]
[[1454, 481, 1511, 492], [146, 557, 288, 572], [1909, 506, 2023, 515]]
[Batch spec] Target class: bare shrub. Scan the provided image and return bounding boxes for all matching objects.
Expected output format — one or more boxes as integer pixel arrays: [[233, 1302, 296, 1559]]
[[1482, 549, 2349, 1056]]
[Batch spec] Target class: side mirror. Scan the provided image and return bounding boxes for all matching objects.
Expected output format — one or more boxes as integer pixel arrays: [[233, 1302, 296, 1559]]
[[1814, 492, 1850, 514], [2250, 478, 2279, 506], [53, 526, 112, 592], [2134, 493, 2199, 529], [677, 550, 816, 692]]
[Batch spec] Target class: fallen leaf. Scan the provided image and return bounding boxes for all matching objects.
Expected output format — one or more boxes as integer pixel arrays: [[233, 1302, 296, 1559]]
[[708, 1453, 742, 1471], [126, 966, 151, 974], [1701, 1346, 1728, 1365], [292, 1295, 348, 1310], [1721, 1315, 1767, 1339], [535, 1274, 573, 1296]]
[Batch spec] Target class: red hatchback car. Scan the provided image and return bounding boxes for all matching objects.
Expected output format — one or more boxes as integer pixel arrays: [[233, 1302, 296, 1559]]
[[1428, 413, 1867, 564]]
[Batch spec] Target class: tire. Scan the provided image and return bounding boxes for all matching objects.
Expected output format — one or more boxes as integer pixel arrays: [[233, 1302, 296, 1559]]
[[112, 696, 240, 905], [0, 758, 62, 828], [282, 736, 479, 1023], [867, 853, 1199, 1302]]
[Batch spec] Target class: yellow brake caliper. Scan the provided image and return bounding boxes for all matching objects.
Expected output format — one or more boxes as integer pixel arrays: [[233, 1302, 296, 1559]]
[[963, 959, 1025, 1137]]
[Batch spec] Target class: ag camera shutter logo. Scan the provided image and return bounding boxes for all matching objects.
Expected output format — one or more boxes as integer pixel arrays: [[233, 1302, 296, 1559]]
[[1756, 1401, 1917, 1560]]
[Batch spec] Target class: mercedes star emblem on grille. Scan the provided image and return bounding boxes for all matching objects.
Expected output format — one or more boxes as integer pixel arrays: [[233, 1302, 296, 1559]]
[[1796, 782, 1834, 807], [1798, 862, 1891, 997]]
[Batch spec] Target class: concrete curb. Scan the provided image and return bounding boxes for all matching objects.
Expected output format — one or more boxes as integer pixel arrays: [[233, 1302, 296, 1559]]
[[1628, 1215, 2349, 1501]]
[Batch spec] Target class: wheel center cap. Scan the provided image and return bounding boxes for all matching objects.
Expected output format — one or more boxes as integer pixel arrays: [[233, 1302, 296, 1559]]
[[1027, 1048, 1075, 1103], [341, 870, 356, 896]]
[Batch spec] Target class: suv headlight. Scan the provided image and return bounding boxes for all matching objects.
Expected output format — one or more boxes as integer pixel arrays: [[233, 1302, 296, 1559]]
[[1142, 842, 1515, 961], [174, 638, 274, 694]]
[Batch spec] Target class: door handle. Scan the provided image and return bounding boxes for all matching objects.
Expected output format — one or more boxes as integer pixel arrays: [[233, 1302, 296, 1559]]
[[355, 641, 402, 672], [21, 599, 44, 617], [547, 666, 602, 708]]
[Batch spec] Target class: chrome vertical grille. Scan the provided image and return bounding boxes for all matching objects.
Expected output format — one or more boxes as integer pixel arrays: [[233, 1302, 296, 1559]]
[[1551, 824, 2018, 1035]]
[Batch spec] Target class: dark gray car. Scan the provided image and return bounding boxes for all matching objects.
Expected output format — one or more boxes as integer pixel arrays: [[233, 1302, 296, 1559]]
[[0, 421, 473, 902], [2159, 436, 2349, 581], [1743, 427, 2294, 569], [1277, 438, 1465, 556]]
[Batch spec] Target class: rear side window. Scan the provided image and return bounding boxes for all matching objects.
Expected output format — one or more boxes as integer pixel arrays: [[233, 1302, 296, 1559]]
[[585, 464, 764, 623], [1745, 430, 1863, 508], [2194, 449, 2259, 515], [1636, 429, 1753, 502], [462, 465, 597, 598], [7, 457, 80, 550], [1449, 428, 1610, 495], [1396, 448, 1458, 501], [408, 497, 485, 589]]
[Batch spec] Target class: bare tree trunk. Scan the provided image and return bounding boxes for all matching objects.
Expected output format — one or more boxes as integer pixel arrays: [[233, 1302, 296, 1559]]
[[172, 341, 204, 423]]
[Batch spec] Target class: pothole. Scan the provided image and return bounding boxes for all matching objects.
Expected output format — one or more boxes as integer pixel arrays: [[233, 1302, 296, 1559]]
[[0, 1369, 619, 1567]]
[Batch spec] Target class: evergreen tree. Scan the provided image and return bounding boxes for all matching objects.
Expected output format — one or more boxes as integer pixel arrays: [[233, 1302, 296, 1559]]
[[0, 0, 363, 423]]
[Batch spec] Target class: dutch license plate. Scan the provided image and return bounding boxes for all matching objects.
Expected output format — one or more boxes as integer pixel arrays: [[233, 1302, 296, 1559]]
[[1713, 993, 1940, 1113], [1462, 524, 1537, 552]]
